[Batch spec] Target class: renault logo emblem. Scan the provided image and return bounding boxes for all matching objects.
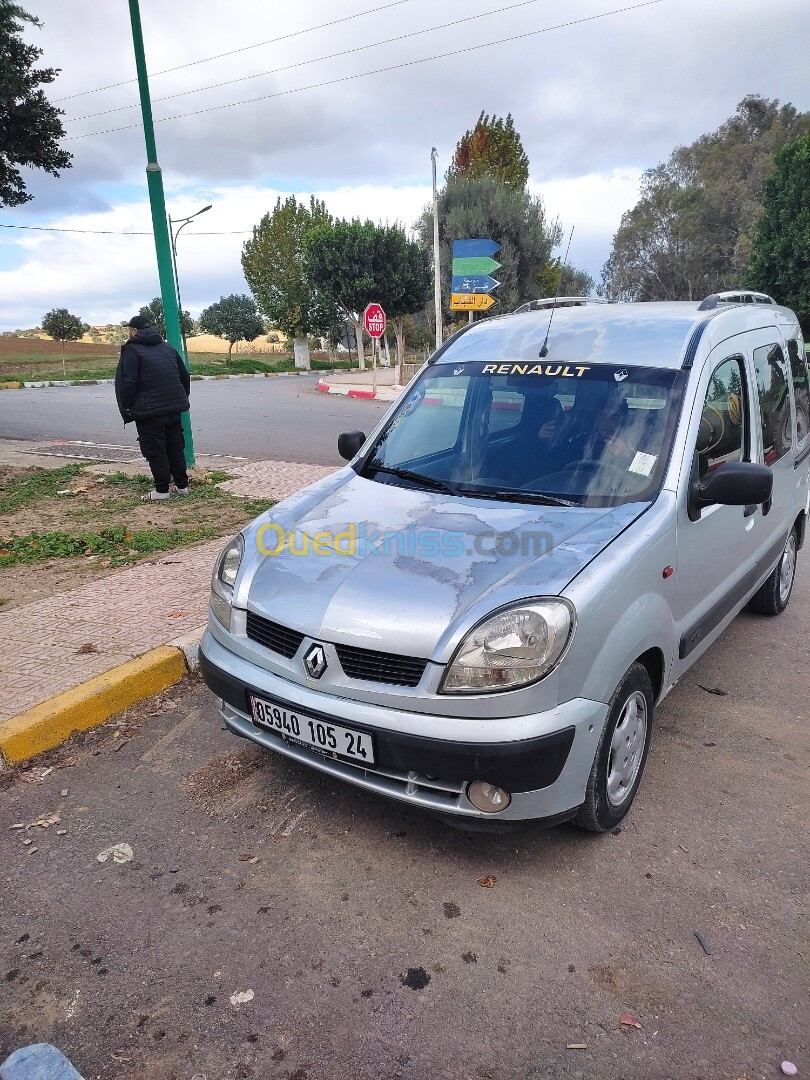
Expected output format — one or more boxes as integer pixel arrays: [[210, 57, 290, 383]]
[[303, 644, 327, 679]]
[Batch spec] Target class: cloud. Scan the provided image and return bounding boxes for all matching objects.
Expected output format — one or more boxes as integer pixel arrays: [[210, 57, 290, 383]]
[[1, 0, 807, 326]]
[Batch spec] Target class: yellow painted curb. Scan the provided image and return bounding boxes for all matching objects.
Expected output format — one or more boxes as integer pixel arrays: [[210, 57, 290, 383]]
[[0, 646, 188, 765], [0, 381, 22, 390]]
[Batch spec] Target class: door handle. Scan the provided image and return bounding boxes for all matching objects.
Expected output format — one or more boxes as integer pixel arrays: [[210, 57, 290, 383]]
[[743, 504, 757, 518]]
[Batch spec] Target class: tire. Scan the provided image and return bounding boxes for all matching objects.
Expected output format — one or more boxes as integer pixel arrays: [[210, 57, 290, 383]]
[[575, 662, 654, 833], [748, 527, 798, 616]]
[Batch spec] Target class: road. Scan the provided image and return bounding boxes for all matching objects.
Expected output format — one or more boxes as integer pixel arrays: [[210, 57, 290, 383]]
[[1, 574, 808, 1079], [0, 378, 389, 465]]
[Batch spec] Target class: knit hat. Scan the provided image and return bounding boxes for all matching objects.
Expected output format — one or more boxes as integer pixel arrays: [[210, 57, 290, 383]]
[[127, 315, 153, 330]]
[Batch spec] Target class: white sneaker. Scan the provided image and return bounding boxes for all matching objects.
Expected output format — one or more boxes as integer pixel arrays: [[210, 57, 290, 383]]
[[142, 490, 170, 502], [174, 486, 190, 496]]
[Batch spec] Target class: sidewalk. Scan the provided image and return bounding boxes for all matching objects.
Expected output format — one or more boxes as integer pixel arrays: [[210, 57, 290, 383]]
[[0, 459, 338, 729], [316, 365, 403, 402]]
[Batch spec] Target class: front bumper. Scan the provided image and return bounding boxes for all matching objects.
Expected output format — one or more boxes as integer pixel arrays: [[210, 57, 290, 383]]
[[199, 629, 607, 823]]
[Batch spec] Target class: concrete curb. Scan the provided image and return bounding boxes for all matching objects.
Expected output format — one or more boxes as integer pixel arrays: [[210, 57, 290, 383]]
[[0, 625, 207, 766], [316, 379, 401, 402]]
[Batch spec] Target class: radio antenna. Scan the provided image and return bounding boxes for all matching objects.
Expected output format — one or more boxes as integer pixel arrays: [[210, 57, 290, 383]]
[[539, 226, 574, 358]]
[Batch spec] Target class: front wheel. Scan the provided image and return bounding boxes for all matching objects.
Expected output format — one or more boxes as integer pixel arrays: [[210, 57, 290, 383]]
[[748, 526, 798, 616], [575, 662, 654, 833]]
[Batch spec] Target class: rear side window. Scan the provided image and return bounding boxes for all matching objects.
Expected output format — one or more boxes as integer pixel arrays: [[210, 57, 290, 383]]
[[786, 339, 809, 444], [696, 356, 747, 474], [753, 343, 792, 463]]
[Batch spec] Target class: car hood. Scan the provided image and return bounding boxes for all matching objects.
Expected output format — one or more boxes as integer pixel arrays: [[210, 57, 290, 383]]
[[241, 471, 645, 660]]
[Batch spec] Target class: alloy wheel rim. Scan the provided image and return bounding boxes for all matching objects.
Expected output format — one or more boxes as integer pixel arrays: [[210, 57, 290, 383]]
[[606, 690, 648, 809], [779, 534, 797, 605]]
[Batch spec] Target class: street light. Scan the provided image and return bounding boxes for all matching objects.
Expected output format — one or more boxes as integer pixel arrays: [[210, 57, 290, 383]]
[[168, 204, 211, 358], [169, 203, 212, 256]]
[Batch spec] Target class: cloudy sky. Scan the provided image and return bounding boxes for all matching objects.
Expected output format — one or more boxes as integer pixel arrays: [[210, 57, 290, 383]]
[[1, 0, 808, 331]]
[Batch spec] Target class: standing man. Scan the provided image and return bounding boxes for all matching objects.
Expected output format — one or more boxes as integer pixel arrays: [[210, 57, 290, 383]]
[[115, 315, 191, 502]]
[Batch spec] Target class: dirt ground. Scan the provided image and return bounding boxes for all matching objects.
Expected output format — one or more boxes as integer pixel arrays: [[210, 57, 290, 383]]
[[0, 465, 267, 610], [0, 569, 808, 1079]]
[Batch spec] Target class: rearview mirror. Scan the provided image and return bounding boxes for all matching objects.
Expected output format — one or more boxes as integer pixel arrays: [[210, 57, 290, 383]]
[[338, 430, 366, 460], [688, 456, 773, 520]]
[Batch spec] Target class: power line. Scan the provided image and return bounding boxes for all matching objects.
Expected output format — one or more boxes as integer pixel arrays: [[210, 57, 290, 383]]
[[0, 223, 251, 235], [66, 0, 549, 124], [53, 0, 420, 103], [65, 1, 665, 142]]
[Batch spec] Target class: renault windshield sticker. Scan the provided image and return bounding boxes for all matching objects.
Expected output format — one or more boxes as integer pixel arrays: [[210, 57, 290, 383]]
[[477, 362, 592, 377]]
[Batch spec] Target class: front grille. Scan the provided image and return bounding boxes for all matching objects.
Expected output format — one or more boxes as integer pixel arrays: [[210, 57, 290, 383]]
[[335, 644, 428, 687], [245, 611, 428, 686], [246, 612, 305, 659]]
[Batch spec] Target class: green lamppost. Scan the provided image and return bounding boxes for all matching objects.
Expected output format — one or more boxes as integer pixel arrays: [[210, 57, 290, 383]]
[[169, 204, 212, 359], [128, 0, 194, 467]]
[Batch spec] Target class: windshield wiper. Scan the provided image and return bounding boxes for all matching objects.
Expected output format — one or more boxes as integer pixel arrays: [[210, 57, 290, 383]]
[[457, 486, 579, 507], [366, 465, 460, 495]]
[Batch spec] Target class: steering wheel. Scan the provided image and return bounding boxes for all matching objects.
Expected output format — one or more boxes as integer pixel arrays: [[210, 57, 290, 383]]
[[564, 459, 631, 484]]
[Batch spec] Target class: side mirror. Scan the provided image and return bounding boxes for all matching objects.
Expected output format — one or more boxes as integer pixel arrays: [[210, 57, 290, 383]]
[[688, 454, 773, 520], [338, 430, 366, 461]]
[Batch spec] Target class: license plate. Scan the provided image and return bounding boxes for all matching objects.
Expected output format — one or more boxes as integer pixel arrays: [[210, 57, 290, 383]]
[[248, 694, 376, 765]]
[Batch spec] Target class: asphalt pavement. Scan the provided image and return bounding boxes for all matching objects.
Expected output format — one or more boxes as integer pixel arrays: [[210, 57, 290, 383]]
[[0, 379, 389, 464], [1, 571, 808, 1079]]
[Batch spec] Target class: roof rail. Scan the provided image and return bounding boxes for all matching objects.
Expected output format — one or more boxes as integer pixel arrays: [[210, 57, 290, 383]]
[[698, 290, 776, 310], [513, 296, 607, 314]]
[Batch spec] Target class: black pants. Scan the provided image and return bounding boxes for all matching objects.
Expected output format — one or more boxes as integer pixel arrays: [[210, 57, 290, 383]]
[[135, 414, 189, 493]]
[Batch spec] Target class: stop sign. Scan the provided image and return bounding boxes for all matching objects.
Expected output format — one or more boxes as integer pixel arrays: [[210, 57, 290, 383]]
[[363, 302, 386, 339]]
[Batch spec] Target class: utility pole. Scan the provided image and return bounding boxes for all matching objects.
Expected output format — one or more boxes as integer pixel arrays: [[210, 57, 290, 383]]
[[431, 147, 442, 352], [128, 0, 194, 467]]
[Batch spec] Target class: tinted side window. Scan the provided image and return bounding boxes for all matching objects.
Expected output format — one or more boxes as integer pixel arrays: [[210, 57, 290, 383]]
[[696, 356, 747, 474], [753, 343, 792, 462], [787, 339, 809, 444]]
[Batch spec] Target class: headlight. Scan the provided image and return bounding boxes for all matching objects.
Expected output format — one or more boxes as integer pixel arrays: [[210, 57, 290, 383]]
[[210, 535, 244, 629], [441, 599, 574, 694], [216, 534, 244, 589]]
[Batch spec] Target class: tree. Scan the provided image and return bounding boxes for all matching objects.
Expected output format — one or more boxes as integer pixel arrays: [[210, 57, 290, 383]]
[[305, 220, 431, 369], [0, 3, 71, 207], [241, 195, 338, 369], [746, 133, 810, 334], [138, 297, 194, 339], [199, 294, 265, 364], [602, 96, 810, 302], [448, 112, 529, 190], [416, 174, 562, 325], [535, 261, 595, 298], [41, 307, 87, 375]]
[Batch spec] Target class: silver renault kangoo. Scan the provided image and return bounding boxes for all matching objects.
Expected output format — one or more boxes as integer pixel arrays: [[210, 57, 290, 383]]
[[200, 297, 809, 831]]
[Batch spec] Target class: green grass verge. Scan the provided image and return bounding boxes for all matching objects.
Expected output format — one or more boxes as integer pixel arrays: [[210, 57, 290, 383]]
[[0, 354, 360, 382], [0, 467, 272, 567], [0, 464, 86, 514], [0, 525, 223, 567]]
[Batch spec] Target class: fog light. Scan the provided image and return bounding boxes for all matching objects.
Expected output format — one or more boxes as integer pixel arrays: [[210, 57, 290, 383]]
[[466, 781, 511, 814]]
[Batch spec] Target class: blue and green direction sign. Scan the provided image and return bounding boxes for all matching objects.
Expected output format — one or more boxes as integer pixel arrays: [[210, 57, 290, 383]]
[[451, 274, 499, 293], [453, 238, 500, 260], [451, 238, 500, 311], [451, 255, 501, 276]]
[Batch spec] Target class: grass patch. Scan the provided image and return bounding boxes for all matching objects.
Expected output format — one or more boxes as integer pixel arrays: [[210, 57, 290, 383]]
[[0, 352, 390, 382], [0, 525, 223, 568], [0, 465, 273, 574], [0, 464, 85, 514]]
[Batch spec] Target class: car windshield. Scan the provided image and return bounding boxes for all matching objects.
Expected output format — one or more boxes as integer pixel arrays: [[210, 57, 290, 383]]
[[361, 359, 687, 507]]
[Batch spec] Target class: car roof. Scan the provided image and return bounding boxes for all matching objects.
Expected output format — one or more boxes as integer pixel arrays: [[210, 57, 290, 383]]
[[434, 301, 796, 371]]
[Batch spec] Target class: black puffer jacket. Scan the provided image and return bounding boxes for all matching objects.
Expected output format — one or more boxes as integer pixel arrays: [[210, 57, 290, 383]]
[[115, 328, 190, 423]]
